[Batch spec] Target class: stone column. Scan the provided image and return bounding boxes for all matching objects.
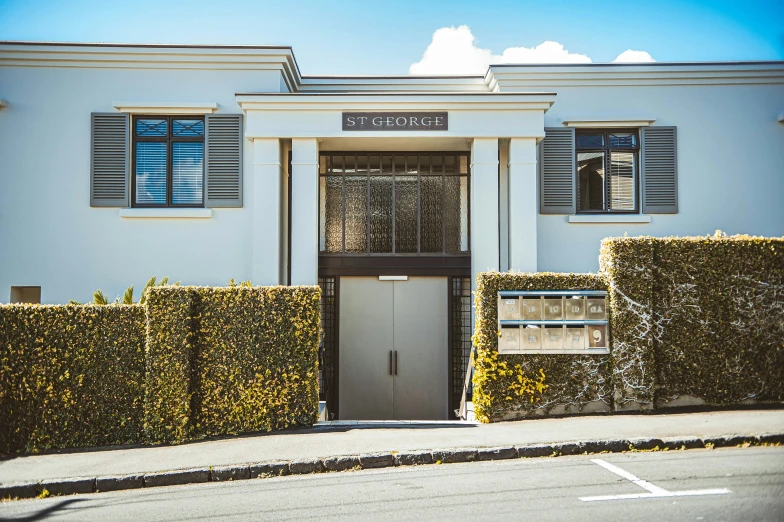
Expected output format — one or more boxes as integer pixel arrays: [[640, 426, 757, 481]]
[[507, 138, 538, 273], [290, 138, 319, 286], [470, 138, 500, 291], [252, 138, 282, 286]]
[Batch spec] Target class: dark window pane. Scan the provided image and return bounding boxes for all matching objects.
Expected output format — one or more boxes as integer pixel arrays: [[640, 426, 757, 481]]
[[319, 176, 343, 252], [135, 142, 167, 204], [444, 154, 456, 174], [171, 142, 203, 205], [419, 155, 431, 174], [369, 155, 381, 175], [420, 175, 443, 253], [576, 134, 604, 149], [609, 133, 638, 148], [577, 152, 605, 211], [136, 119, 167, 137], [329, 155, 344, 174], [393, 155, 405, 174], [431, 154, 444, 175], [369, 176, 393, 252], [406, 155, 417, 175], [395, 175, 418, 253], [445, 176, 469, 253], [356, 155, 368, 173], [381, 155, 393, 175], [609, 152, 636, 211], [172, 119, 204, 137], [343, 155, 356, 175], [344, 176, 368, 253]]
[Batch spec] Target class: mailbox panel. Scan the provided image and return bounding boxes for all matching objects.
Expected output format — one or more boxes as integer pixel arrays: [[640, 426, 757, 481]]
[[498, 326, 521, 354], [586, 298, 607, 320], [521, 325, 542, 350], [564, 296, 586, 320], [521, 298, 543, 321], [543, 298, 564, 321], [498, 296, 521, 321], [587, 325, 608, 348], [543, 325, 564, 350], [565, 327, 586, 350]]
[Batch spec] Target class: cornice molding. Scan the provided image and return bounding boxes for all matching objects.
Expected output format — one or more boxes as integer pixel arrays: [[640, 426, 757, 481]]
[[0, 42, 302, 91], [236, 93, 556, 112], [113, 101, 218, 115]]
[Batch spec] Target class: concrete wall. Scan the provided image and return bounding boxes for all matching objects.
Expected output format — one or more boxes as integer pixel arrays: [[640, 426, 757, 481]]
[[0, 66, 284, 303], [531, 83, 784, 273]]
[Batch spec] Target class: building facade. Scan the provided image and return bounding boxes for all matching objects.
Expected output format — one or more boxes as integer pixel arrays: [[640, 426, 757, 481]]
[[1, 42, 783, 419]]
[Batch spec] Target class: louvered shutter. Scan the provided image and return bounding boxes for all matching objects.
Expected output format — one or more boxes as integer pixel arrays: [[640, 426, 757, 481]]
[[90, 113, 129, 207], [641, 126, 678, 213], [540, 127, 576, 214], [205, 114, 243, 207]]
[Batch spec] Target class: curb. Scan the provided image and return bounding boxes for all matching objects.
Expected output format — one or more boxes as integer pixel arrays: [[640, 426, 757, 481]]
[[2, 433, 782, 501]]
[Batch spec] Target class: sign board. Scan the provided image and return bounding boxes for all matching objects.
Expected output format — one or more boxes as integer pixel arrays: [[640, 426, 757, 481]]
[[342, 112, 448, 131]]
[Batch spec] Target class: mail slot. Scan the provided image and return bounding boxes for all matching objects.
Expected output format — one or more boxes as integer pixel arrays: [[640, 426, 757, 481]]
[[587, 325, 608, 348], [586, 298, 607, 320], [543, 325, 564, 350], [521, 325, 542, 350], [521, 298, 542, 321], [564, 296, 586, 320], [498, 326, 521, 353], [565, 327, 586, 349], [543, 298, 564, 321], [498, 296, 520, 321]]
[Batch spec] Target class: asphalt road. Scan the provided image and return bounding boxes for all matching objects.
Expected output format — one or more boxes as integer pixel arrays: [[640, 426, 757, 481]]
[[1, 446, 782, 521]]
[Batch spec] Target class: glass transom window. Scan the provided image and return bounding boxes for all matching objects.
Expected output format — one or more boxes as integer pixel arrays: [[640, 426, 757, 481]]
[[576, 130, 639, 213], [132, 116, 205, 207], [319, 153, 470, 255]]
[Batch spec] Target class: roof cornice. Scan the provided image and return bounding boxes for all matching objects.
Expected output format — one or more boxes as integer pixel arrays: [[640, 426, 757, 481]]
[[236, 92, 556, 111], [0, 41, 303, 91], [486, 61, 784, 87]]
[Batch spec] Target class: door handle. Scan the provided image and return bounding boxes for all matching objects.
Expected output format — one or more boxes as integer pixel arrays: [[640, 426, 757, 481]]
[[394, 350, 398, 376], [389, 350, 393, 376]]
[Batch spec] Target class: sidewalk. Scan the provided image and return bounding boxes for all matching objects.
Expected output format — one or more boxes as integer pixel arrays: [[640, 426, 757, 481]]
[[2, 409, 783, 496]]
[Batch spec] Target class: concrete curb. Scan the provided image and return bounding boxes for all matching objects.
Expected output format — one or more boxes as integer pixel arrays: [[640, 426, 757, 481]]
[[2, 433, 782, 501]]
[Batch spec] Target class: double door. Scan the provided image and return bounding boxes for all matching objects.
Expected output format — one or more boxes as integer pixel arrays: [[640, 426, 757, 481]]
[[339, 276, 448, 420]]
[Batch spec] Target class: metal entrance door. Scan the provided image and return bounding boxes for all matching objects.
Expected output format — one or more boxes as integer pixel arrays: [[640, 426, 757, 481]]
[[339, 276, 448, 420]]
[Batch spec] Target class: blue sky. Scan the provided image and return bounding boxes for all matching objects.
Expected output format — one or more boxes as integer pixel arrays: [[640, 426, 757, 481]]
[[0, 0, 782, 74]]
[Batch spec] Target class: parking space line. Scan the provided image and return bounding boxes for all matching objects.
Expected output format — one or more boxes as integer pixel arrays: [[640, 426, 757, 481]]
[[580, 459, 730, 502]]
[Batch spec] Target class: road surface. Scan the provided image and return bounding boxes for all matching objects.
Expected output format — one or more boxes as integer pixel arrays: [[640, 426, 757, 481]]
[[1, 446, 782, 521]]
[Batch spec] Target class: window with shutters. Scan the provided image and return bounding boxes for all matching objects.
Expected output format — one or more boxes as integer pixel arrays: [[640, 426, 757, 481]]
[[576, 129, 639, 213], [132, 116, 205, 207]]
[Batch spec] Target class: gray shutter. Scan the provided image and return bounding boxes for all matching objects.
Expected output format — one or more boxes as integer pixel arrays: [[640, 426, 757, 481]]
[[641, 126, 678, 213], [540, 127, 576, 214], [205, 114, 243, 207], [90, 113, 129, 207]]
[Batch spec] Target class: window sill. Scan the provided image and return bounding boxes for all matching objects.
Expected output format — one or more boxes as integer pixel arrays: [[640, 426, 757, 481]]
[[567, 214, 651, 224], [119, 208, 213, 219], [112, 102, 218, 115]]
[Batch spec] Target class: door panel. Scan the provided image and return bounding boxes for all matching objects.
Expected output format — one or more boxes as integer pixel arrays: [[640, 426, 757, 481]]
[[392, 277, 449, 420], [339, 277, 394, 420]]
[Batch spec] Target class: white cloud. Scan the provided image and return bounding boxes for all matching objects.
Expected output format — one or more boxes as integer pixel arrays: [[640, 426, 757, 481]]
[[409, 25, 653, 74], [613, 50, 656, 63]]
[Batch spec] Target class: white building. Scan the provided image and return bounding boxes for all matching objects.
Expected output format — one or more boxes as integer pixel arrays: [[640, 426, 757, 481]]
[[1, 42, 782, 419]]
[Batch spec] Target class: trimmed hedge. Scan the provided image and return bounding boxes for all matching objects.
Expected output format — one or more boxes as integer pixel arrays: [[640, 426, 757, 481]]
[[601, 235, 784, 407], [472, 272, 610, 423], [145, 285, 321, 444], [0, 305, 146, 453]]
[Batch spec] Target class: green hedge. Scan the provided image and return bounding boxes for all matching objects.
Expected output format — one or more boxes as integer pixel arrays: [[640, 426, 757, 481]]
[[472, 272, 610, 423], [0, 305, 146, 453], [145, 285, 321, 444], [601, 234, 784, 408], [598, 237, 657, 410]]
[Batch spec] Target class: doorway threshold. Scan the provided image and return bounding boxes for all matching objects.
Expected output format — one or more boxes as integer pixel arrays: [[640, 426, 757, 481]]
[[315, 420, 480, 428]]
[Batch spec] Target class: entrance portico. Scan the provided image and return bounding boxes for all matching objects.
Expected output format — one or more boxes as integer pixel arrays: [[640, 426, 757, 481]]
[[237, 91, 555, 419]]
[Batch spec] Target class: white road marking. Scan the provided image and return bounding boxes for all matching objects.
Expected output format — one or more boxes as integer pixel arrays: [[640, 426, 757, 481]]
[[580, 459, 731, 502]]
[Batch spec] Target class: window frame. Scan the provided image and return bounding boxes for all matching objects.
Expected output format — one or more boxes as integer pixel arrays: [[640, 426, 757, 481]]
[[575, 128, 640, 214], [317, 152, 471, 256], [131, 115, 205, 208]]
